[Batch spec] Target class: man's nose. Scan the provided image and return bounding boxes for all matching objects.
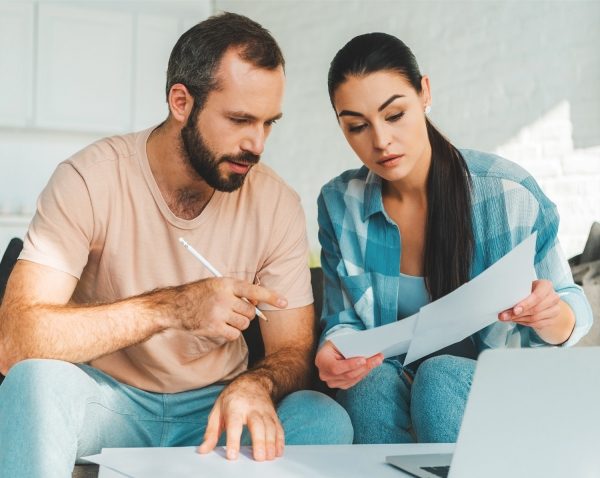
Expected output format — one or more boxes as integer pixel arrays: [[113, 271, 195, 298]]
[[241, 127, 265, 156]]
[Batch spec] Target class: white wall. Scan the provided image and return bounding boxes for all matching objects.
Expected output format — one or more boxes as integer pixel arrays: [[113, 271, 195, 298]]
[[217, 0, 600, 259], [1, 0, 599, 260]]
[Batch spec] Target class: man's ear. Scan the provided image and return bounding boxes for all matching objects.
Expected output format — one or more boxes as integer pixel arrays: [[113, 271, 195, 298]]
[[168, 83, 195, 124]]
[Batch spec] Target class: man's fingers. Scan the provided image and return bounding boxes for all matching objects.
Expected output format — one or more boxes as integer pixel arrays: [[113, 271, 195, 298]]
[[198, 404, 223, 455], [221, 324, 242, 342], [232, 298, 257, 319], [247, 412, 267, 461], [224, 413, 244, 460], [226, 312, 251, 331], [234, 281, 287, 309], [275, 419, 285, 457], [263, 415, 279, 461]]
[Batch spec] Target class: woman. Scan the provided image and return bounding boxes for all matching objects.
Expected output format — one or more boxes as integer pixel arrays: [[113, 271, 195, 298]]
[[315, 33, 592, 444]]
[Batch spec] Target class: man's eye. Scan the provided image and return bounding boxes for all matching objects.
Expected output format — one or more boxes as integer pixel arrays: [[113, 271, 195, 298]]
[[265, 119, 278, 127], [230, 117, 248, 124]]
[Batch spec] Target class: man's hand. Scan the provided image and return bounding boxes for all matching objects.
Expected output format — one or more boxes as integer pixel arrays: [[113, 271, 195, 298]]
[[315, 340, 383, 390], [198, 377, 284, 461], [498, 279, 575, 344], [174, 278, 287, 341]]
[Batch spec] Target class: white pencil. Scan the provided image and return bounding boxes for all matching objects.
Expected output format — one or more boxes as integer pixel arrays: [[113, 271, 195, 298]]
[[179, 237, 268, 321]]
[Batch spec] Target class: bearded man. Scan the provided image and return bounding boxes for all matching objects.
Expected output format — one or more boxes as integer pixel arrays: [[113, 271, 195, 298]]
[[0, 12, 352, 478]]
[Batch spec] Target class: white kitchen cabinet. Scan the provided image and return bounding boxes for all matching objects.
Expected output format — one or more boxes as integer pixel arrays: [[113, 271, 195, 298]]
[[133, 14, 179, 131], [35, 3, 133, 132], [0, 3, 34, 127], [1, 1, 210, 134]]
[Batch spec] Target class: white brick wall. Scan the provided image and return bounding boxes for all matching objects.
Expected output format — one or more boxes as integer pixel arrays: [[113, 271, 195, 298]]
[[218, 0, 600, 260], [496, 102, 600, 257]]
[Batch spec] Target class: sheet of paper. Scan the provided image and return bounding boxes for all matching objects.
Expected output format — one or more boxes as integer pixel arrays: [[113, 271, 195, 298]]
[[331, 313, 417, 358], [87, 443, 455, 478], [98, 461, 128, 478], [404, 233, 537, 364], [330, 234, 537, 365]]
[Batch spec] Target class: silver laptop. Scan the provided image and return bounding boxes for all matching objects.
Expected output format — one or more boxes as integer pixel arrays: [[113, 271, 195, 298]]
[[386, 346, 600, 478]]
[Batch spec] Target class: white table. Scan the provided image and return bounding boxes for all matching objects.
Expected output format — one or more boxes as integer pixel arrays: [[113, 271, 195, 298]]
[[92, 443, 454, 478]]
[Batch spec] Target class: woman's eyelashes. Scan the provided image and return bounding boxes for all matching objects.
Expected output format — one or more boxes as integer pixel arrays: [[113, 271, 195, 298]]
[[346, 111, 405, 134], [386, 111, 405, 122], [348, 123, 368, 133]]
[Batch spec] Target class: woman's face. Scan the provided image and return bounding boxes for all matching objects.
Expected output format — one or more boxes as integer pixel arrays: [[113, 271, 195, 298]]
[[333, 71, 431, 184]]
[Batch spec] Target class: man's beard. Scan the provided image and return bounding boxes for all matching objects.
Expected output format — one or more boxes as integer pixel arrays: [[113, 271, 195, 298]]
[[180, 112, 260, 192]]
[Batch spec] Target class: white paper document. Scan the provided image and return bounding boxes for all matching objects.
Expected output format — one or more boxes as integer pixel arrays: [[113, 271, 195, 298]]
[[86, 443, 455, 478], [331, 313, 417, 359], [331, 233, 537, 365]]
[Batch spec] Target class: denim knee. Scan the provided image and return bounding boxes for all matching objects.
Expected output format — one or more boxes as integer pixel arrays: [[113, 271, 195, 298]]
[[337, 361, 412, 444], [413, 355, 476, 401], [1, 359, 90, 408], [278, 390, 353, 445], [411, 355, 476, 443]]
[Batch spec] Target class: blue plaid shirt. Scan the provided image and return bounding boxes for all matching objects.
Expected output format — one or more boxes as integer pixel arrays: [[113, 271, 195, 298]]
[[318, 149, 593, 351]]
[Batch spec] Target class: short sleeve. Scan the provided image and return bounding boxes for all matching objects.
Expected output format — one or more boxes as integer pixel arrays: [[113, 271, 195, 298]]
[[255, 197, 313, 310], [20, 162, 94, 279]]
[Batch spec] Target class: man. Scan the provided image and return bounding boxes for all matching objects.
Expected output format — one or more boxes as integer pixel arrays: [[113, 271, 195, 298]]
[[0, 12, 352, 477]]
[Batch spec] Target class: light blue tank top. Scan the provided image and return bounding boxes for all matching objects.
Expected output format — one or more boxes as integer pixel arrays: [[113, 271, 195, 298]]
[[397, 272, 430, 319]]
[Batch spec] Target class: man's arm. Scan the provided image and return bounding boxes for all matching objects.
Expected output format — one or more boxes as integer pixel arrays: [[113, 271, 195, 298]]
[[0, 260, 286, 375], [199, 304, 315, 461]]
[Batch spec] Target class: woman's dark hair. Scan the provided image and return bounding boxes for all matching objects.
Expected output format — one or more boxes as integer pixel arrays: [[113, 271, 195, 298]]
[[328, 33, 474, 301], [166, 12, 284, 115]]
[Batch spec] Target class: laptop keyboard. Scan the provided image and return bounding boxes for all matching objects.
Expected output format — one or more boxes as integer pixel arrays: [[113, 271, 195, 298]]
[[422, 466, 450, 477]]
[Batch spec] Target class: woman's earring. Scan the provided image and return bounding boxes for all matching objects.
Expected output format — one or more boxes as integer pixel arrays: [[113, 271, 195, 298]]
[[425, 105, 432, 115]]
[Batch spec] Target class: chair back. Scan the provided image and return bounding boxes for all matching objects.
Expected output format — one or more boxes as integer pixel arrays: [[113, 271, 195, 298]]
[[0, 238, 23, 303], [243, 267, 323, 367], [0, 238, 24, 384]]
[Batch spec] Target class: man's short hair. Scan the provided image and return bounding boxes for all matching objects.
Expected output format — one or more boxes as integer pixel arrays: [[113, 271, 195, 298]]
[[166, 12, 285, 110]]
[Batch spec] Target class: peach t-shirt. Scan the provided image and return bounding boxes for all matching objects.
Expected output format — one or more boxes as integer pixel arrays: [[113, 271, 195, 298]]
[[20, 127, 313, 393]]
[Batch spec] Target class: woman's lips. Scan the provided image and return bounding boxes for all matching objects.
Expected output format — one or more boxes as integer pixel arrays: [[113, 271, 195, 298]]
[[377, 154, 404, 167]]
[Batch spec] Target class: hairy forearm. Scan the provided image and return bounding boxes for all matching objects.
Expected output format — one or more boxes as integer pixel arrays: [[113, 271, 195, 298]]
[[0, 287, 178, 369], [240, 347, 314, 403]]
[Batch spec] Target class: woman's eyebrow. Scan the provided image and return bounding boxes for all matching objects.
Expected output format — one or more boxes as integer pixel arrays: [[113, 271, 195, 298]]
[[378, 94, 405, 112], [337, 94, 406, 118]]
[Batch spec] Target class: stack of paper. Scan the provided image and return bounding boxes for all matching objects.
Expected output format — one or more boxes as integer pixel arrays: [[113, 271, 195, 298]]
[[84, 443, 455, 478], [331, 234, 537, 365]]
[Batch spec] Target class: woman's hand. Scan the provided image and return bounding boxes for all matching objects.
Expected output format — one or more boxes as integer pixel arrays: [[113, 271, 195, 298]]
[[498, 279, 575, 344], [315, 340, 383, 390]]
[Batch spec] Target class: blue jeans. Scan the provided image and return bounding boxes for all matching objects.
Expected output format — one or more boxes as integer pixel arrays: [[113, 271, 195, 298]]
[[0, 359, 353, 478], [337, 355, 476, 444]]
